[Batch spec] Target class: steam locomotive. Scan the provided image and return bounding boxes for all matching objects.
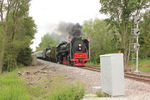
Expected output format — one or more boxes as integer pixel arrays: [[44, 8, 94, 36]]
[[56, 36, 90, 66], [35, 23, 90, 66], [35, 37, 90, 66]]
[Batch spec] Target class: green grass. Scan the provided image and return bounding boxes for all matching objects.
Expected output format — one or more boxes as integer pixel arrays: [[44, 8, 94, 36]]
[[0, 71, 85, 100], [131, 58, 150, 72], [139, 67, 150, 72], [49, 83, 84, 100], [44, 75, 85, 100], [138, 58, 150, 72], [138, 58, 150, 65], [0, 71, 30, 100]]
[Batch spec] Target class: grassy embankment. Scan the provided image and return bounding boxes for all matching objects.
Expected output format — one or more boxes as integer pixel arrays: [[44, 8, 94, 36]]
[[0, 70, 85, 100], [0, 71, 30, 100], [136, 58, 150, 72]]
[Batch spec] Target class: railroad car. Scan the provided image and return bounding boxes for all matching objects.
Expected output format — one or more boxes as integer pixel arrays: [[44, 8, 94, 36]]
[[42, 48, 51, 60], [46, 47, 57, 62], [34, 51, 43, 59], [34, 48, 51, 60]]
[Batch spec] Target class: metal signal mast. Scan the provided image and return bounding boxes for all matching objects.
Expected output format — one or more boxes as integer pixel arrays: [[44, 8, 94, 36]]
[[132, 12, 141, 73]]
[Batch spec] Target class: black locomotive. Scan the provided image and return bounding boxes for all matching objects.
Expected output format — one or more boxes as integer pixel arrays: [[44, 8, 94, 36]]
[[35, 23, 90, 66], [56, 36, 90, 66]]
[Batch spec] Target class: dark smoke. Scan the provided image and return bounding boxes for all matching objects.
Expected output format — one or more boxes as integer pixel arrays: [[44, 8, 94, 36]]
[[69, 23, 82, 37], [57, 22, 82, 37], [57, 22, 74, 36], [50, 22, 82, 42]]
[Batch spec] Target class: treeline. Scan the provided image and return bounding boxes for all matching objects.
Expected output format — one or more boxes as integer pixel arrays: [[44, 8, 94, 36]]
[[139, 12, 150, 58], [0, 0, 36, 72], [36, 33, 58, 51], [82, 19, 116, 63], [82, 0, 150, 66], [82, 12, 150, 64]]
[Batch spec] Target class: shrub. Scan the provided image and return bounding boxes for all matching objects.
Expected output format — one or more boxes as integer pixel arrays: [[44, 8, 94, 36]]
[[49, 83, 85, 100], [96, 91, 109, 97], [17, 47, 32, 66]]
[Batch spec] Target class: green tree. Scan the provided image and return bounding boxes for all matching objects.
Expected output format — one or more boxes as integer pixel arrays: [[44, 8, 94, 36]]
[[139, 11, 150, 58], [17, 47, 32, 66], [0, 0, 36, 72], [36, 33, 58, 51], [83, 19, 116, 63], [100, 0, 150, 66], [0, 24, 5, 73]]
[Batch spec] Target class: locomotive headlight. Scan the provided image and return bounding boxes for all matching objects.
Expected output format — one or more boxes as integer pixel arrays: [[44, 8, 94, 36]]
[[79, 44, 82, 46]]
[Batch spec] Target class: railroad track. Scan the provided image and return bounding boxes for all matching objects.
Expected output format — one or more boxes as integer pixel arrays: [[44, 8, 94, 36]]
[[81, 66, 150, 84], [39, 59, 150, 84], [81, 66, 100, 72], [125, 72, 150, 84]]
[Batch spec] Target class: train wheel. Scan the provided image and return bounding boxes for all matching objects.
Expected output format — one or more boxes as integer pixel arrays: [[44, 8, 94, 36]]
[[57, 56, 62, 64], [69, 61, 74, 66]]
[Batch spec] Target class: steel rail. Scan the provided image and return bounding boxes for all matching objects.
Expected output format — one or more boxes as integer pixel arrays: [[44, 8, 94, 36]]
[[80, 66, 150, 84]]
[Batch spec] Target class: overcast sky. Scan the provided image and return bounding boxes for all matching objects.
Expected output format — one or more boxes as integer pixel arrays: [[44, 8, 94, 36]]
[[29, 0, 108, 51]]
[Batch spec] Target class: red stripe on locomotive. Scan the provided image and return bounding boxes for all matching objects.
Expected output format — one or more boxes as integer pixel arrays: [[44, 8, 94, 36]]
[[70, 53, 90, 66], [74, 53, 87, 58]]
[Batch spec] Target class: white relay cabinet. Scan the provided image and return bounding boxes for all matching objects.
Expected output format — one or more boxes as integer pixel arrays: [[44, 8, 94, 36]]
[[100, 53, 125, 96]]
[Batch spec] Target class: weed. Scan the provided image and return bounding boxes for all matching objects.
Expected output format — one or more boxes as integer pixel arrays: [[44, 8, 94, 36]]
[[96, 91, 109, 97], [0, 71, 30, 100], [49, 82, 85, 100]]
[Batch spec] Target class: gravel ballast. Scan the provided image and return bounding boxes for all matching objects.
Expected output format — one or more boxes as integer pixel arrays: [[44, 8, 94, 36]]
[[23, 59, 150, 100]]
